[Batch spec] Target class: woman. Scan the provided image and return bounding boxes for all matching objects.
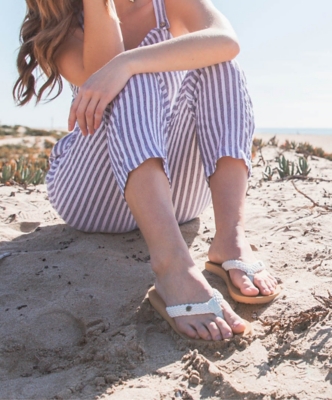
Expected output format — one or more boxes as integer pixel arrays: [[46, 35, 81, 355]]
[[14, 0, 279, 341]]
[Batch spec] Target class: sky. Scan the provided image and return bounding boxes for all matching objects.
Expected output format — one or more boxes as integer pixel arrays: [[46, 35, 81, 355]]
[[0, 0, 331, 130]]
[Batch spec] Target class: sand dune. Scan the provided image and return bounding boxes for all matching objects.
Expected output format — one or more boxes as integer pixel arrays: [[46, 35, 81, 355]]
[[0, 136, 332, 399], [254, 133, 332, 153]]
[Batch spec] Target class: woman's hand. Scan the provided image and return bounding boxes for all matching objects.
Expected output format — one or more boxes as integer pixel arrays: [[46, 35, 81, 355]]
[[68, 53, 132, 136]]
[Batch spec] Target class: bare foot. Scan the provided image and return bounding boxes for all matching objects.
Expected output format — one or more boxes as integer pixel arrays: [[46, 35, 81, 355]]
[[154, 259, 246, 341], [208, 227, 278, 297]]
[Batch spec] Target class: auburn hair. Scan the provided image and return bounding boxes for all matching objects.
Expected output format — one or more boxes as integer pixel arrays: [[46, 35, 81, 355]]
[[13, 0, 109, 105]]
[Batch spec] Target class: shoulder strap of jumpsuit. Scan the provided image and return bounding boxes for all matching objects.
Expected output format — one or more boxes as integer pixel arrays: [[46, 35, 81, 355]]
[[152, 0, 171, 29], [79, 2, 170, 30]]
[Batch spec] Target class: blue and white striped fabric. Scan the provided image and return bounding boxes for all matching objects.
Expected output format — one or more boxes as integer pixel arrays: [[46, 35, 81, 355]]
[[46, 0, 255, 233]]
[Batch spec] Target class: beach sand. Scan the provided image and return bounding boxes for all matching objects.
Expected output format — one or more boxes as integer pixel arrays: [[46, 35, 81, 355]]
[[0, 134, 332, 399]]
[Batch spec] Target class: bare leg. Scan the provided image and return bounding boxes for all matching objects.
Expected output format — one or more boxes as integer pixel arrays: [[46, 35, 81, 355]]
[[209, 157, 278, 296], [125, 158, 246, 340]]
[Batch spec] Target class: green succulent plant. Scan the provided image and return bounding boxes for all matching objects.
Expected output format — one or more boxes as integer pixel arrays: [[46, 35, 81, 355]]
[[1, 164, 15, 183], [262, 165, 274, 181], [277, 155, 295, 178], [30, 169, 46, 185], [1, 156, 46, 186], [296, 157, 311, 176]]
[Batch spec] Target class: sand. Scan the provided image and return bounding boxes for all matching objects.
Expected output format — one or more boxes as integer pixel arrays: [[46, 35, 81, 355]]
[[0, 135, 57, 148], [0, 135, 332, 399]]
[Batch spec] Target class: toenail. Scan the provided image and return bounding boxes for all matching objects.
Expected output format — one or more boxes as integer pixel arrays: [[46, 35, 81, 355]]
[[215, 335, 222, 341], [224, 332, 233, 338], [233, 321, 243, 327]]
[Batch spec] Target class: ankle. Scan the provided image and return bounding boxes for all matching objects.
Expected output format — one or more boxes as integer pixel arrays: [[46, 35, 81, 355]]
[[215, 223, 246, 240], [208, 228, 256, 265], [150, 248, 194, 276]]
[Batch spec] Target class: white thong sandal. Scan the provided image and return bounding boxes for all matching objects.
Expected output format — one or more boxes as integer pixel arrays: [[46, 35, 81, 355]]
[[205, 260, 281, 305], [147, 286, 252, 341]]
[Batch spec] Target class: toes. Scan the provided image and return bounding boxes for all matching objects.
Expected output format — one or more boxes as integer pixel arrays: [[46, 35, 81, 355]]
[[255, 276, 272, 295], [176, 320, 200, 339], [254, 273, 278, 295], [240, 275, 260, 296], [221, 301, 246, 334], [266, 276, 278, 292], [266, 273, 278, 288], [255, 278, 271, 295], [206, 321, 222, 341], [230, 270, 260, 296], [177, 320, 212, 341], [230, 267, 280, 297], [176, 318, 231, 341], [196, 323, 212, 341], [270, 275, 279, 288], [214, 317, 233, 339]]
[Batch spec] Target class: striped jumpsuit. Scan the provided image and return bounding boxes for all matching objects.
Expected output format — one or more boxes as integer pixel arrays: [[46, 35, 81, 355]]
[[46, 0, 255, 233]]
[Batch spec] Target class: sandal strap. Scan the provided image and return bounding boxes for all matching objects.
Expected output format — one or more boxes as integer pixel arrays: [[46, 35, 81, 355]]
[[222, 260, 266, 283], [166, 289, 224, 319]]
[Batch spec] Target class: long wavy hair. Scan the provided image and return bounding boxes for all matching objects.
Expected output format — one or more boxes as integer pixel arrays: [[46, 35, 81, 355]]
[[13, 0, 109, 106]]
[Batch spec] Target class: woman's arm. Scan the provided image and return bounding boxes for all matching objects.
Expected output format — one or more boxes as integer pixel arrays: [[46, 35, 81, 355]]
[[69, 0, 239, 135], [128, 0, 239, 74], [56, 0, 124, 86]]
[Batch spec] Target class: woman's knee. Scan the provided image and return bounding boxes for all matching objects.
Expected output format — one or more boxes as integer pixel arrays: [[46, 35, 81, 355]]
[[201, 61, 250, 99]]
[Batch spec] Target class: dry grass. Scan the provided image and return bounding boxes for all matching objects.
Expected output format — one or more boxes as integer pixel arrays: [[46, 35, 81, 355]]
[[0, 125, 67, 186], [276, 138, 332, 161]]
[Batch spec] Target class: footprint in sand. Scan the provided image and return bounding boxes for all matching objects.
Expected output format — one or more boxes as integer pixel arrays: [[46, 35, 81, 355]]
[[7, 221, 40, 233], [31, 310, 85, 349]]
